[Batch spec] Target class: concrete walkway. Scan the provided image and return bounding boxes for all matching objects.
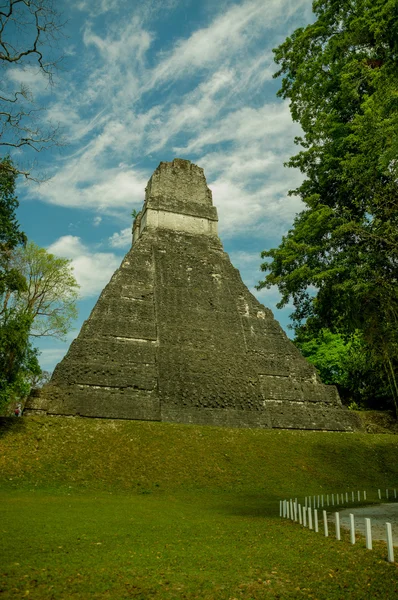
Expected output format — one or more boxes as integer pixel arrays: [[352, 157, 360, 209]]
[[337, 503, 398, 545]]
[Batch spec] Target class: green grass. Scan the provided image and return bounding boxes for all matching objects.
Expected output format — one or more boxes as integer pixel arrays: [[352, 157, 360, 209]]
[[1, 416, 398, 599]]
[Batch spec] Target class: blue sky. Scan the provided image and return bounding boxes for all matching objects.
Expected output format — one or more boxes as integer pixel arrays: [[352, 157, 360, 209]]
[[8, 0, 314, 372]]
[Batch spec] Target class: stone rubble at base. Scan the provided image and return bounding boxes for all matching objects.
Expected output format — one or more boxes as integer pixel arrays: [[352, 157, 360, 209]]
[[25, 158, 360, 431]]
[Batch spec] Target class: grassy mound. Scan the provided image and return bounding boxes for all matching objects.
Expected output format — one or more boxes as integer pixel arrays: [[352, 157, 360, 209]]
[[1, 416, 398, 599], [1, 415, 398, 495]]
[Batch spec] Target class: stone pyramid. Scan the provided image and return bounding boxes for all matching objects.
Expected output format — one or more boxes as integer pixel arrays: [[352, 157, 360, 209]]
[[26, 159, 359, 431]]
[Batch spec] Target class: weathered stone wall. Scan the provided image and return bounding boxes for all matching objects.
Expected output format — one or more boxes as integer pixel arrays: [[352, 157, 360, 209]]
[[136, 158, 218, 241], [25, 159, 359, 431], [145, 159, 213, 206]]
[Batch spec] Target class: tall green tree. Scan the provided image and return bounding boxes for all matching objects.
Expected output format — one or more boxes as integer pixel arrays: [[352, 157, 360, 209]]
[[0, 156, 33, 405], [0, 240, 80, 410], [294, 328, 393, 411], [258, 0, 398, 413], [0, 157, 79, 410], [0, 157, 27, 287], [8, 241, 80, 340]]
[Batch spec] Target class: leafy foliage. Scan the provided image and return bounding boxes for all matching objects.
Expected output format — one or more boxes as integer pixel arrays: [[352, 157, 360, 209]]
[[295, 328, 394, 410], [0, 157, 79, 411], [0, 157, 27, 256], [9, 241, 80, 339], [0, 156, 33, 407], [0, 311, 39, 406], [258, 0, 398, 413]]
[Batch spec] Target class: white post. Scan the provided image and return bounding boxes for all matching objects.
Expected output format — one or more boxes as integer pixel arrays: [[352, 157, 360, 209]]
[[386, 523, 394, 563], [349, 513, 355, 544], [298, 504, 302, 525], [323, 510, 328, 537], [283, 500, 286, 518], [303, 506, 307, 527], [287, 500, 290, 519], [308, 507, 313, 530], [357, 490, 360, 502], [290, 499, 294, 520], [314, 509, 319, 533], [280, 500, 282, 516], [352, 491, 354, 502], [364, 491, 367, 501], [336, 494, 339, 506], [365, 518, 372, 550], [378, 489, 381, 500], [294, 500, 298, 522], [335, 513, 341, 540]]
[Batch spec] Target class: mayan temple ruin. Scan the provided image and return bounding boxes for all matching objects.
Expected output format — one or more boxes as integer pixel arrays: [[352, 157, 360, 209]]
[[26, 158, 359, 431]]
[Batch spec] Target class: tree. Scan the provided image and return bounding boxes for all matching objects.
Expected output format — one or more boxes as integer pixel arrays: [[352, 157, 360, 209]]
[[0, 156, 27, 317], [294, 327, 394, 411], [0, 156, 27, 322], [0, 156, 79, 410], [0, 312, 41, 407], [28, 368, 51, 388], [0, 154, 33, 406], [1, 0, 65, 178], [258, 0, 398, 413], [0, 240, 79, 410], [6, 241, 79, 339]]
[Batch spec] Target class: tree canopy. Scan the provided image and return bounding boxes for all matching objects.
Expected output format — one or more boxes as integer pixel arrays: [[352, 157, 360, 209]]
[[9, 241, 79, 339], [258, 0, 398, 413], [0, 156, 79, 410], [294, 327, 394, 411]]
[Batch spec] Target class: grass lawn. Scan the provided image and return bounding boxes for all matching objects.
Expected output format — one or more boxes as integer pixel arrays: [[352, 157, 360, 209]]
[[1, 416, 398, 599]]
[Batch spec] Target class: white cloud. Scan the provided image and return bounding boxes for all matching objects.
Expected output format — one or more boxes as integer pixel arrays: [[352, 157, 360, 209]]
[[47, 235, 120, 297], [177, 101, 297, 154], [204, 154, 303, 238], [6, 65, 50, 97], [93, 216, 102, 226], [26, 0, 309, 241], [108, 227, 132, 248], [146, 69, 235, 154], [48, 235, 86, 258], [37, 163, 147, 212], [149, 0, 305, 87], [75, 0, 121, 14]]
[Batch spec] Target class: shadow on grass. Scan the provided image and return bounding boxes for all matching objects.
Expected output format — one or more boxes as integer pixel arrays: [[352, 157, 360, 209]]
[[212, 492, 279, 519], [306, 433, 398, 499], [0, 417, 26, 439]]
